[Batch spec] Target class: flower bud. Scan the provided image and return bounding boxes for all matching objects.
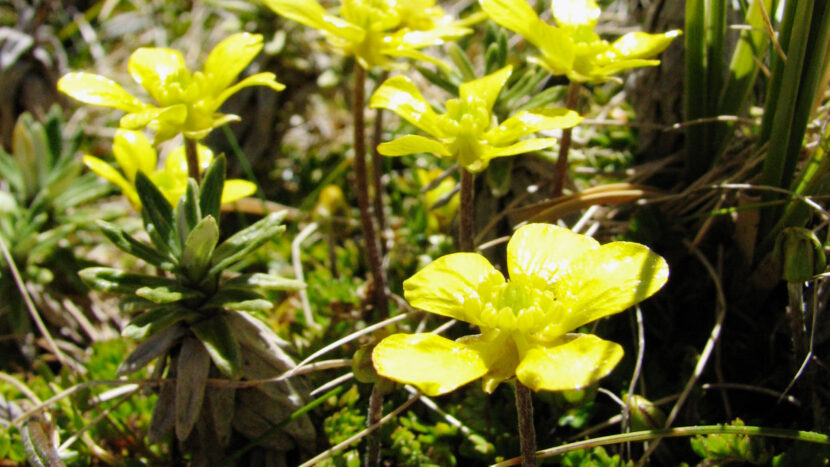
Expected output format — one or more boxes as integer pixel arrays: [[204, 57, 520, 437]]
[[773, 227, 827, 283], [625, 394, 666, 431]]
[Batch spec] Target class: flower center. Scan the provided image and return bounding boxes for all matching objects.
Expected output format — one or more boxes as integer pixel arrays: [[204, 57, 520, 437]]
[[479, 280, 555, 334], [439, 97, 491, 169]]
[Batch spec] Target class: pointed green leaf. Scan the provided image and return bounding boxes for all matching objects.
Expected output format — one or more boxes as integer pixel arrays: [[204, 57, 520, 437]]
[[224, 273, 305, 291], [117, 324, 186, 375], [203, 288, 272, 312], [182, 216, 219, 282], [176, 337, 211, 441], [97, 220, 176, 270], [135, 171, 178, 255], [210, 212, 286, 274], [199, 155, 226, 220], [191, 314, 242, 378], [176, 179, 201, 247], [136, 284, 204, 304], [80, 267, 177, 294], [122, 305, 200, 340]]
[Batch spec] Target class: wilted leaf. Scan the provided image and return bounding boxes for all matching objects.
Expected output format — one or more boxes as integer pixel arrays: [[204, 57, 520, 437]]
[[176, 337, 211, 441], [117, 324, 186, 375], [191, 314, 242, 378]]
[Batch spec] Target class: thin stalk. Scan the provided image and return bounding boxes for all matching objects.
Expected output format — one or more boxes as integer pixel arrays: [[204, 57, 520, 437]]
[[184, 138, 200, 183], [459, 169, 475, 252], [364, 383, 384, 466], [515, 381, 537, 467], [352, 66, 388, 319], [372, 71, 389, 255], [551, 81, 580, 197], [786, 282, 806, 367]]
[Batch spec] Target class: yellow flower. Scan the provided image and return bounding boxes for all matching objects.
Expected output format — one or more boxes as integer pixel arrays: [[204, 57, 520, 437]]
[[262, 0, 476, 70], [372, 223, 668, 396], [479, 0, 681, 83], [57, 33, 284, 143], [370, 65, 582, 172], [83, 129, 256, 209]]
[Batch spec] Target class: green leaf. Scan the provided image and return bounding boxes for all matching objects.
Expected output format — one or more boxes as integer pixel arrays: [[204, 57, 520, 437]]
[[117, 324, 186, 375], [80, 267, 177, 294], [135, 171, 178, 255], [176, 179, 201, 247], [176, 337, 211, 441], [225, 272, 305, 291], [203, 288, 272, 312], [191, 314, 242, 378], [210, 211, 286, 274], [181, 216, 219, 282], [199, 155, 226, 220], [136, 284, 204, 304], [122, 305, 200, 339], [97, 220, 176, 270]]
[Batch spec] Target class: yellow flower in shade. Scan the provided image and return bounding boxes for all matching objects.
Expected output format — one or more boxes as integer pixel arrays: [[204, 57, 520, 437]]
[[83, 129, 256, 209], [372, 223, 668, 396], [479, 0, 681, 83], [57, 33, 284, 143], [417, 168, 459, 232], [370, 65, 582, 172], [262, 0, 476, 70]]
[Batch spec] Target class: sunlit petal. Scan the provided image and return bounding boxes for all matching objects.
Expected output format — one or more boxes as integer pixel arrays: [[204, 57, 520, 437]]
[[57, 72, 146, 112], [83, 155, 139, 207], [373, 333, 489, 396], [119, 105, 188, 135], [164, 143, 214, 177], [487, 108, 582, 146], [458, 331, 519, 393], [377, 135, 451, 157], [113, 129, 157, 182], [516, 334, 623, 391], [213, 73, 286, 109], [204, 32, 265, 95], [221, 180, 258, 204], [551, 0, 601, 28], [404, 253, 505, 326], [550, 241, 669, 335], [263, 0, 364, 42], [128, 47, 189, 104], [507, 223, 599, 288], [482, 137, 558, 159], [369, 75, 442, 136], [459, 65, 512, 113], [610, 30, 682, 60]]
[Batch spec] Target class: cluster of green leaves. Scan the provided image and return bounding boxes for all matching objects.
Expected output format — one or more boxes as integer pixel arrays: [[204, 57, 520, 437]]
[[79, 154, 314, 461], [0, 106, 109, 353]]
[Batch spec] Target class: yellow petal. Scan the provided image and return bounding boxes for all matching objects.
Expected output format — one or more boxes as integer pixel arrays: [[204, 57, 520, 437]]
[[213, 72, 286, 110], [551, 0, 601, 28], [263, 0, 364, 43], [57, 72, 146, 112], [610, 30, 681, 60], [457, 331, 519, 393], [550, 241, 669, 335], [369, 75, 442, 136], [83, 155, 139, 207], [113, 129, 157, 182], [516, 334, 623, 391], [204, 33, 265, 95], [483, 137, 558, 160], [506, 223, 599, 288], [479, 0, 542, 47], [588, 59, 659, 81], [403, 252, 505, 326], [487, 108, 582, 146], [128, 47, 189, 105], [221, 180, 257, 204], [119, 105, 188, 137], [377, 135, 451, 157], [372, 333, 488, 396], [459, 66, 512, 114], [151, 171, 187, 206]]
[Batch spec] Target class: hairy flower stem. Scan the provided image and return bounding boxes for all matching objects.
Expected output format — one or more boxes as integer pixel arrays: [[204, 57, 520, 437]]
[[372, 71, 389, 255], [353, 66, 389, 320], [786, 282, 807, 366], [515, 381, 537, 466], [184, 137, 200, 183], [551, 81, 581, 197], [365, 383, 384, 466], [459, 169, 475, 252]]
